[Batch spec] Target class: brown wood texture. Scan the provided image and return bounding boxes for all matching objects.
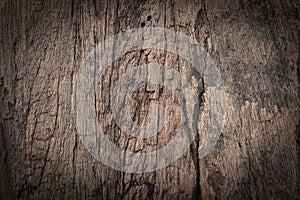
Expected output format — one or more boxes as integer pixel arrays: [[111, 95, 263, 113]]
[[0, 0, 299, 199]]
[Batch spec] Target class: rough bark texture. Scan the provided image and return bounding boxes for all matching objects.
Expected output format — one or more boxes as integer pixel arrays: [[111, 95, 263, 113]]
[[0, 0, 299, 199]]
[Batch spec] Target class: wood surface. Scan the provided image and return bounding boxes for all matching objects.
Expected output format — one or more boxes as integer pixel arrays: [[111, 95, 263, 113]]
[[0, 0, 299, 199]]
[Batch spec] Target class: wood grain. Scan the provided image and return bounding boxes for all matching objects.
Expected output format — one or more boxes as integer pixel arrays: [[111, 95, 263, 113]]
[[0, 0, 299, 199]]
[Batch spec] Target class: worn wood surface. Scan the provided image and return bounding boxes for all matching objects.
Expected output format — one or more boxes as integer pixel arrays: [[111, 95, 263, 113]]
[[0, 0, 299, 199]]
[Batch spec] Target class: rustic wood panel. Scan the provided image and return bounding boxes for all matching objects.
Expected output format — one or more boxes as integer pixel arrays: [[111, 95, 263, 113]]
[[0, 0, 299, 199]]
